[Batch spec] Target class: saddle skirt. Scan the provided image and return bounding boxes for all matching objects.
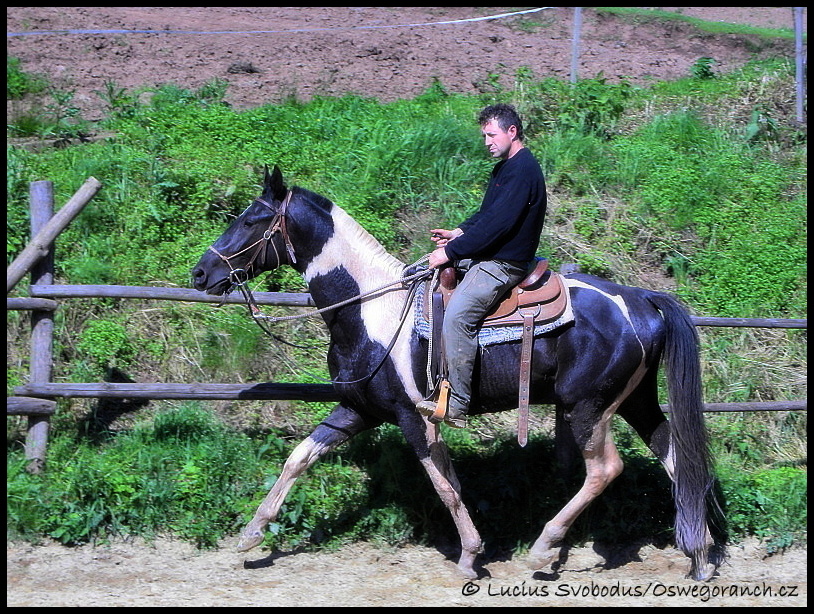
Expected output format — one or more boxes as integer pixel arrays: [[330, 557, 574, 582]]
[[414, 258, 574, 347]]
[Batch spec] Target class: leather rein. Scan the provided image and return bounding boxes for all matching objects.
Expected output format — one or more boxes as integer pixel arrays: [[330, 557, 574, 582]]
[[207, 191, 296, 288], [205, 191, 433, 385]]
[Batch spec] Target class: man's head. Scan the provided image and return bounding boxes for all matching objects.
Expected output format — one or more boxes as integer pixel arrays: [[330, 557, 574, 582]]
[[478, 104, 525, 160]]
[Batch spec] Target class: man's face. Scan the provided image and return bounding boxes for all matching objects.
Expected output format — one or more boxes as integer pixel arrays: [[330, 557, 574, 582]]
[[481, 118, 516, 159]]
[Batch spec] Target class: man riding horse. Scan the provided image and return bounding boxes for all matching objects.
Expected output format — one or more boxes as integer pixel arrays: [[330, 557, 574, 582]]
[[418, 103, 547, 428]]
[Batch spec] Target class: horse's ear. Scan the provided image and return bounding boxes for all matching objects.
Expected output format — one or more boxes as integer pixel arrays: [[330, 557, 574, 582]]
[[264, 164, 287, 201]]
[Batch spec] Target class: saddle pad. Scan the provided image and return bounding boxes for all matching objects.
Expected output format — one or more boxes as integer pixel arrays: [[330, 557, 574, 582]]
[[413, 278, 575, 347]]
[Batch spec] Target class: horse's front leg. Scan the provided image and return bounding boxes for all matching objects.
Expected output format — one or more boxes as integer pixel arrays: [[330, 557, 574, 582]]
[[401, 413, 482, 578], [238, 404, 374, 552]]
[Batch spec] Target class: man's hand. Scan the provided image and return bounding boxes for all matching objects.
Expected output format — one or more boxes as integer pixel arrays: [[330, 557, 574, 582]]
[[428, 246, 450, 269], [430, 227, 463, 247]]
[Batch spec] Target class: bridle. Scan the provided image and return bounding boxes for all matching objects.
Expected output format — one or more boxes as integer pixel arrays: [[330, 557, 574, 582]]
[[207, 191, 296, 288], [204, 189, 435, 386]]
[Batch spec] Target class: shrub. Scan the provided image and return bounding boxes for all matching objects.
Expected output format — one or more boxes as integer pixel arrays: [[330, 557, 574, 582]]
[[7, 56, 47, 99], [75, 319, 134, 373], [717, 465, 807, 552], [8, 406, 262, 547]]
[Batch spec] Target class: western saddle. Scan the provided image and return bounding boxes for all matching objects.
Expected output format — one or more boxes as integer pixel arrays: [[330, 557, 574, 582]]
[[422, 257, 569, 445]]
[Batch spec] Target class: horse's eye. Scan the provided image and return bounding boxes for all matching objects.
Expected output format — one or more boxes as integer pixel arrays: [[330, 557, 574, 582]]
[[243, 219, 254, 228]]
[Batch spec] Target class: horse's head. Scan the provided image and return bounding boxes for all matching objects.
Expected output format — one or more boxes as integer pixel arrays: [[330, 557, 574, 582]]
[[192, 165, 296, 295]]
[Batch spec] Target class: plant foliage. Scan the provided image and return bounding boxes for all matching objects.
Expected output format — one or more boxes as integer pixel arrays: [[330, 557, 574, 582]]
[[6, 54, 806, 554]]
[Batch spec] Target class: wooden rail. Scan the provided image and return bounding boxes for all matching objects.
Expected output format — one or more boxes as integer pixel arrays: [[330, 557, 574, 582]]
[[7, 179, 807, 472], [692, 316, 807, 329], [14, 382, 340, 401], [13, 383, 805, 415], [22, 284, 807, 328], [28, 284, 314, 306]]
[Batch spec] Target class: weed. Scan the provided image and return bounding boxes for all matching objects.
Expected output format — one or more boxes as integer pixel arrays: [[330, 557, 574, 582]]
[[6, 56, 47, 99], [691, 57, 717, 79]]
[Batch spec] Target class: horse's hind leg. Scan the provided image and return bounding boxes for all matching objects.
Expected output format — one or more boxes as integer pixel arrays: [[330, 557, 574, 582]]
[[237, 404, 375, 552], [528, 412, 624, 571], [617, 388, 717, 579]]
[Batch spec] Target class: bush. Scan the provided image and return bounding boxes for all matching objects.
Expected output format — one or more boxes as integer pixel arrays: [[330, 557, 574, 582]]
[[8, 406, 261, 547], [717, 465, 807, 553], [7, 56, 46, 99]]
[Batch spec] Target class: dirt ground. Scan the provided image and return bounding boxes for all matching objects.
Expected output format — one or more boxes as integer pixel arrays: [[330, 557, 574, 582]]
[[7, 7, 802, 122], [6, 7, 806, 608], [6, 536, 806, 607]]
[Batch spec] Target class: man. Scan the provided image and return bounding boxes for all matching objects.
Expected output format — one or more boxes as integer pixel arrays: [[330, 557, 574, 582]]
[[418, 103, 547, 428]]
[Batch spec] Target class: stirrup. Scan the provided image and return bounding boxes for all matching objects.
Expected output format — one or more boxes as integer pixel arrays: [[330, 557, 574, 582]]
[[440, 407, 468, 429], [416, 379, 448, 421], [415, 381, 467, 428], [415, 400, 437, 417], [419, 404, 467, 428]]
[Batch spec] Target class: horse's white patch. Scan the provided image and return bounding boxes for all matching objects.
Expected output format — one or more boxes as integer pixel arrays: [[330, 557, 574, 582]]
[[565, 278, 648, 387], [304, 204, 424, 401], [564, 278, 636, 328], [662, 439, 677, 480]]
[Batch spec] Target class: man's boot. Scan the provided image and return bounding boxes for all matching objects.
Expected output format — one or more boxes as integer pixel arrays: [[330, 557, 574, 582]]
[[415, 380, 467, 428]]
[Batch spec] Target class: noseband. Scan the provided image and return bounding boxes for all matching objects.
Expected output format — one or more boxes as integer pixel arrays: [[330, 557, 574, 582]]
[[208, 191, 296, 286]]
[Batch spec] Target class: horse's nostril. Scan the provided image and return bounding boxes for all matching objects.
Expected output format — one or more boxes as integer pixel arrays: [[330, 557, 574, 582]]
[[191, 267, 207, 290]]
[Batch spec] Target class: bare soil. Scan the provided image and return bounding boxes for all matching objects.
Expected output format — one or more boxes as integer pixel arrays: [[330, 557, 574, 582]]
[[6, 7, 806, 607], [7, 7, 801, 121], [6, 536, 806, 607]]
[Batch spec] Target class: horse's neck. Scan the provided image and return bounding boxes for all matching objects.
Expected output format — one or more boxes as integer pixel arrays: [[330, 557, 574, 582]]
[[303, 204, 406, 302], [299, 203, 418, 372]]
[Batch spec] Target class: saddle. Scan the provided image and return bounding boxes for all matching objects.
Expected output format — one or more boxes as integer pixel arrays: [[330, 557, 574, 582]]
[[422, 258, 569, 446], [424, 257, 568, 327]]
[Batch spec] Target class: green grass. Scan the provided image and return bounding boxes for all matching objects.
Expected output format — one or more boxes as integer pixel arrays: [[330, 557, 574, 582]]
[[594, 7, 801, 40], [6, 54, 806, 553], [8, 406, 806, 553], [7, 56, 47, 99]]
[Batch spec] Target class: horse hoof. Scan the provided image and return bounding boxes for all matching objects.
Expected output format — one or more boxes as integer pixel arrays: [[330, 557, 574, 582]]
[[527, 549, 557, 571], [236, 529, 264, 552], [457, 563, 478, 580]]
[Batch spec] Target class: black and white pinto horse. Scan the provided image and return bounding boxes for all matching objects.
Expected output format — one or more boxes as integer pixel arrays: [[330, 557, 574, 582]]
[[192, 166, 719, 581]]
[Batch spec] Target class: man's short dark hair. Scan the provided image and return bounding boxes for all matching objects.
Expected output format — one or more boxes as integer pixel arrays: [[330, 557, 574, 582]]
[[478, 104, 525, 142]]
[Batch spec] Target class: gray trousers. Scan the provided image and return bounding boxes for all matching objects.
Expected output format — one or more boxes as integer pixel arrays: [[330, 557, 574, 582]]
[[443, 259, 529, 414]]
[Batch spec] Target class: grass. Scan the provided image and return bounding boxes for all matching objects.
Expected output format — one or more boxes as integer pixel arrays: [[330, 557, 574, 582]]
[[6, 53, 806, 553], [7, 405, 806, 554], [594, 7, 802, 40]]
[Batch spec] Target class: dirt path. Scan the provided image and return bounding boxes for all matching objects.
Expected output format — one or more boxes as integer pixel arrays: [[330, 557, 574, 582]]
[[7, 537, 806, 607]]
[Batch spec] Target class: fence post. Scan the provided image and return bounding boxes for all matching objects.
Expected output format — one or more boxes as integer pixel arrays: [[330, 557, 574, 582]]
[[7, 176, 101, 293], [26, 181, 55, 473], [570, 7, 583, 84], [794, 7, 806, 124]]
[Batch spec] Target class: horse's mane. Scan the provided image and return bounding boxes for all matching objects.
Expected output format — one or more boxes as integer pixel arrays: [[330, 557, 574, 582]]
[[296, 186, 406, 276]]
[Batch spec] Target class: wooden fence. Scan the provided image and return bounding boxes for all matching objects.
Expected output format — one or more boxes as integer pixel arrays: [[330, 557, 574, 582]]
[[6, 180, 807, 471]]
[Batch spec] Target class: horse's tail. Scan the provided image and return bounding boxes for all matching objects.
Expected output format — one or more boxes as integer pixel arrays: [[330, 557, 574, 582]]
[[648, 293, 716, 580]]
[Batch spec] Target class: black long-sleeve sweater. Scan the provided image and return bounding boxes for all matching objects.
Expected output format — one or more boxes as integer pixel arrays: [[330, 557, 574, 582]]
[[444, 147, 547, 264]]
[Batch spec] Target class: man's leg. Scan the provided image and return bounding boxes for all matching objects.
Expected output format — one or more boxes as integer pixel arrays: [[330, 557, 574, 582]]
[[442, 260, 527, 424]]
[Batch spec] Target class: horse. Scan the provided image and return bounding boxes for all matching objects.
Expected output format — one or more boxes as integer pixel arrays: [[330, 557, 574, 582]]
[[191, 165, 721, 581]]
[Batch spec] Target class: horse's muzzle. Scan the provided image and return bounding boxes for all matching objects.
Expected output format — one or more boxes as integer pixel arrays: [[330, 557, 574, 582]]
[[192, 263, 230, 295]]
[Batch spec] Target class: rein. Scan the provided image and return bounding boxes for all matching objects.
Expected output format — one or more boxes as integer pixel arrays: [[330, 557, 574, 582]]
[[206, 192, 433, 385], [235, 259, 432, 386]]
